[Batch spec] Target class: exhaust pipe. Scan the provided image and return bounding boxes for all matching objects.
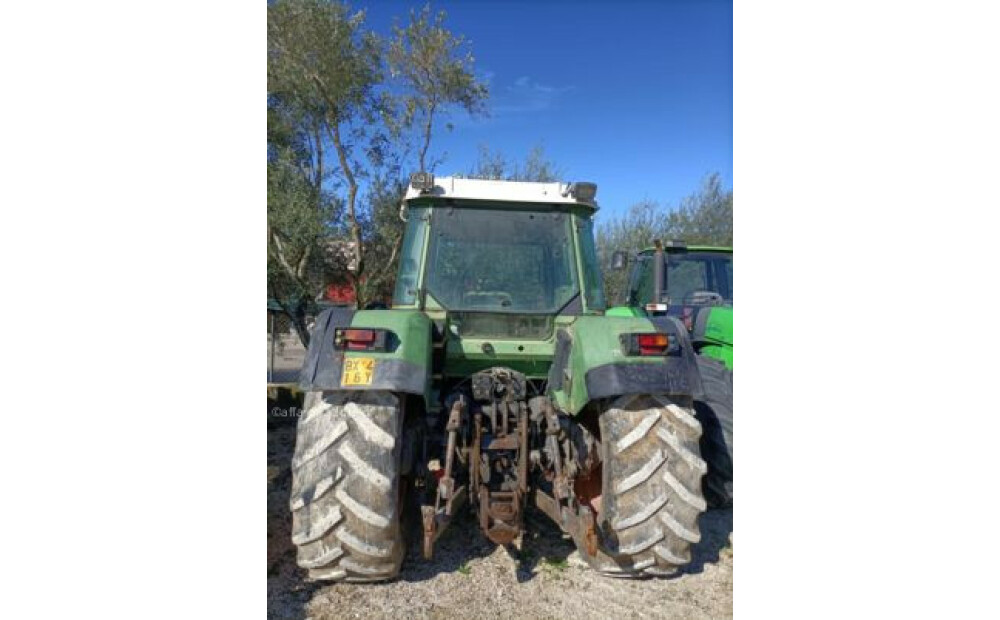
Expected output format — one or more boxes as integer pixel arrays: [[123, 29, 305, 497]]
[[652, 239, 664, 305]]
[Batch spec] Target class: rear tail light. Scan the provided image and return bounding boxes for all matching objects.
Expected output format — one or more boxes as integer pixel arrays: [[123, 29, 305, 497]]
[[637, 333, 669, 355], [334, 328, 391, 351], [621, 332, 673, 356]]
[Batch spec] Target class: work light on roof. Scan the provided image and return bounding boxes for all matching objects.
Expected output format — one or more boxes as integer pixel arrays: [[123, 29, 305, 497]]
[[567, 182, 597, 202], [409, 171, 435, 192]]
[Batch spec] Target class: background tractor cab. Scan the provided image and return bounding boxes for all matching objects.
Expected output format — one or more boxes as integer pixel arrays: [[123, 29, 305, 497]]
[[608, 240, 733, 370]]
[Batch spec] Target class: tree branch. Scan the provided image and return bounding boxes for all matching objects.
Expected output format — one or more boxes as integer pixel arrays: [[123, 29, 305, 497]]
[[313, 120, 323, 190], [270, 229, 299, 281], [295, 244, 311, 280], [362, 233, 404, 298]]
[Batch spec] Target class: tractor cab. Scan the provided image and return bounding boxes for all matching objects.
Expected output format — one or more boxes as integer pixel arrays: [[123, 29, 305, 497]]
[[394, 173, 606, 318], [629, 242, 731, 317]]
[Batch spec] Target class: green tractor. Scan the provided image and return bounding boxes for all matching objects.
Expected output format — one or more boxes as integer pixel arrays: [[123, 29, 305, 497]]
[[607, 242, 732, 369], [607, 242, 733, 508], [292, 174, 719, 582]]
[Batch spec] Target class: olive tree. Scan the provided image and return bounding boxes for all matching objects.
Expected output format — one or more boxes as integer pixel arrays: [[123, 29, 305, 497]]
[[267, 1, 489, 324], [268, 0, 385, 314], [388, 4, 488, 172]]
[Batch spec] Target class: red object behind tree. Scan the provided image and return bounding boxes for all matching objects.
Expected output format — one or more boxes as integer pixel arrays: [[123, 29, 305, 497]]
[[325, 282, 356, 304]]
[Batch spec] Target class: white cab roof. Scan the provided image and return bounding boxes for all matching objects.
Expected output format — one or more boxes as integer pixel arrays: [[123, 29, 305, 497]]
[[404, 176, 597, 209]]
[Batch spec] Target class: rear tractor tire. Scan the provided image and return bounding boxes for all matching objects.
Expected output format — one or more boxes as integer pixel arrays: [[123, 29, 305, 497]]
[[290, 390, 405, 582], [585, 394, 708, 577]]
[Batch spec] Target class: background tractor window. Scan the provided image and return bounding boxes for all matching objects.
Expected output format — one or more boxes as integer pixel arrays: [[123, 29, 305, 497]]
[[627, 251, 733, 306], [666, 257, 710, 303], [627, 255, 655, 306]]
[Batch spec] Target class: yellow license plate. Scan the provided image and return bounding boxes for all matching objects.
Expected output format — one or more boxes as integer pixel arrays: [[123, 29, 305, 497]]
[[341, 357, 376, 386]]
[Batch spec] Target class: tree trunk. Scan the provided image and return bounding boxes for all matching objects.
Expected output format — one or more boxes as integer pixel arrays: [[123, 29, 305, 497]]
[[274, 295, 312, 349], [329, 121, 365, 307], [418, 101, 436, 172], [290, 314, 311, 349]]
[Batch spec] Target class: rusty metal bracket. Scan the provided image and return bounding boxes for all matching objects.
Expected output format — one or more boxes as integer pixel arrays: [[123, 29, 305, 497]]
[[421, 485, 467, 560], [533, 488, 562, 526], [518, 402, 528, 494], [423, 396, 468, 560], [470, 413, 482, 495], [558, 504, 601, 561], [436, 397, 465, 509]]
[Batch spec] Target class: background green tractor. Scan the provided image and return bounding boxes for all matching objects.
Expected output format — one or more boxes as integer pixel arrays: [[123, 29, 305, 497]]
[[608, 241, 732, 370], [607, 241, 733, 508], [291, 174, 720, 582]]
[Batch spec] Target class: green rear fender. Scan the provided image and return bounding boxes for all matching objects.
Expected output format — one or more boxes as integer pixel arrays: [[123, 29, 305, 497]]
[[549, 316, 703, 415], [299, 308, 433, 407]]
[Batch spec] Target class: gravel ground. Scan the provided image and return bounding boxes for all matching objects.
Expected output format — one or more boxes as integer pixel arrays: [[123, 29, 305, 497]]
[[268, 420, 733, 620]]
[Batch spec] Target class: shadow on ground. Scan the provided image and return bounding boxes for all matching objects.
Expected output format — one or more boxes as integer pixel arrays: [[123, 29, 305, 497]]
[[686, 506, 734, 574]]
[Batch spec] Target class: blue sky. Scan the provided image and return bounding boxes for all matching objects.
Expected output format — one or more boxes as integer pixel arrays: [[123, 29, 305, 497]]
[[362, 0, 732, 222]]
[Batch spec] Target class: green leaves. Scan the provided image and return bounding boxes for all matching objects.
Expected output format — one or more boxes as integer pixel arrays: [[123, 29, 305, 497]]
[[388, 4, 489, 170], [267, 0, 380, 124], [669, 173, 734, 247], [463, 144, 563, 182]]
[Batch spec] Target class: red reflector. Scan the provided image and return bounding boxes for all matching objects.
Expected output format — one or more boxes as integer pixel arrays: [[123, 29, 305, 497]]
[[343, 329, 375, 343], [334, 327, 390, 352], [637, 334, 668, 348], [637, 333, 669, 355]]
